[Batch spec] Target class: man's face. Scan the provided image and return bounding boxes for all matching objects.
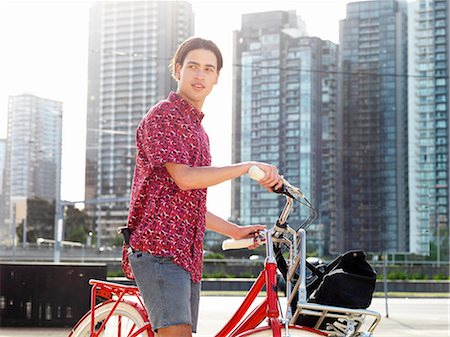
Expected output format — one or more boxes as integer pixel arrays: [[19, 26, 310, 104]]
[[175, 48, 219, 110]]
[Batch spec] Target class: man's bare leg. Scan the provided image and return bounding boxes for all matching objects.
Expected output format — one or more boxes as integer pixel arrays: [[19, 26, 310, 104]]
[[155, 324, 192, 337]]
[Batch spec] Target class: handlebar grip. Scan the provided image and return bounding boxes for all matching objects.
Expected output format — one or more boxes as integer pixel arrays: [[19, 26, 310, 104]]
[[222, 238, 255, 250], [248, 165, 304, 199], [248, 165, 265, 181]]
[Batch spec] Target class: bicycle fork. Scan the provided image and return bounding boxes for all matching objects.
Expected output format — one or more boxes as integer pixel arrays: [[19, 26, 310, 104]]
[[264, 230, 285, 337]]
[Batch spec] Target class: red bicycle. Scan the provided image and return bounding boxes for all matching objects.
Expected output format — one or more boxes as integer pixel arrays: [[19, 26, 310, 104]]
[[68, 166, 381, 337]]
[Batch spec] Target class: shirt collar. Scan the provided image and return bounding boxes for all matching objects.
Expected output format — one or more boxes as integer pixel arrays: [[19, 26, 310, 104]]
[[168, 91, 205, 125]]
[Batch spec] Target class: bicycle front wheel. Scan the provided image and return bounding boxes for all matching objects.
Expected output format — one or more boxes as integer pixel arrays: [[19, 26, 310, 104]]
[[236, 325, 327, 336], [69, 301, 151, 337]]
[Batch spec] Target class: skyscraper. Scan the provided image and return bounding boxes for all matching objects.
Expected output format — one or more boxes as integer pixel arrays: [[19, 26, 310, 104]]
[[85, 1, 194, 242], [1, 94, 62, 238], [339, 0, 409, 253], [231, 11, 339, 254], [320, 40, 340, 254], [0, 138, 7, 236], [408, 0, 449, 257]]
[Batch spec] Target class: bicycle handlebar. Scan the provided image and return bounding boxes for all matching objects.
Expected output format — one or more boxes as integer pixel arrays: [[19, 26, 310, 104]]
[[248, 165, 305, 200], [222, 166, 317, 251], [222, 238, 255, 250], [222, 230, 266, 250], [247, 165, 266, 181]]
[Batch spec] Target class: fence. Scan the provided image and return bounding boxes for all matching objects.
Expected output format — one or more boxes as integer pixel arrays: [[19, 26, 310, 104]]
[[0, 262, 107, 327]]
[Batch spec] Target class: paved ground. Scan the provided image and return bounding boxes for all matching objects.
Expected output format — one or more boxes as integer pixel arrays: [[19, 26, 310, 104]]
[[0, 297, 448, 336]]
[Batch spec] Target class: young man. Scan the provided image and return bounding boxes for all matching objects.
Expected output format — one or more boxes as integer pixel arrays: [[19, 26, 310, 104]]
[[124, 37, 282, 337]]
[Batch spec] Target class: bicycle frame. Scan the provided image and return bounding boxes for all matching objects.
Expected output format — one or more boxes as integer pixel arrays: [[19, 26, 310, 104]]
[[73, 218, 319, 337], [216, 232, 283, 337], [217, 189, 321, 337], [78, 230, 301, 337], [70, 171, 381, 337]]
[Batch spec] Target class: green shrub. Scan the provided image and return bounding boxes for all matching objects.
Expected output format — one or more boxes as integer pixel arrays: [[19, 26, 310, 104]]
[[387, 270, 407, 280], [107, 270, 124, 278], [409, 273, 425, 280], [432, 274, 448, 280], [204, 252, 225, 259], [203, 271, 234, 278]]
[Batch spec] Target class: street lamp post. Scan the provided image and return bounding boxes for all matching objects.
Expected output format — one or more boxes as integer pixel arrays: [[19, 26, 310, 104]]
[[53, 111, 63, 263], [22, 218, 27, 247], [12, 203, 16, 261]]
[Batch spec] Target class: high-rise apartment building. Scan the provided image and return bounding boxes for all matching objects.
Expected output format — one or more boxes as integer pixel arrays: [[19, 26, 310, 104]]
[[0, 138, 6, 235], [85, 1, 194, 242], [231, 11, 339, 254], [339, 0, 409, 253], [320, 41, 340, 254], [408, 0, 449, 257], [1, 94, 62, 238]]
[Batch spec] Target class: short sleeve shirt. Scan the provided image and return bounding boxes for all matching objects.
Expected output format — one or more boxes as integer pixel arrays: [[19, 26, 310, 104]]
[[124, 92, 211, 283]]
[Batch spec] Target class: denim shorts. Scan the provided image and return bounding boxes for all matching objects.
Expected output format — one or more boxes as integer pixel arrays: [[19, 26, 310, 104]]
[[129, 251, 200, 333]]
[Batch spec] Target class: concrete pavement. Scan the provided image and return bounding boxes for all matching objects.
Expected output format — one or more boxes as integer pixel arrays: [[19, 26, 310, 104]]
[[198, 297, 450, 337], [0, 297, 448, 336]]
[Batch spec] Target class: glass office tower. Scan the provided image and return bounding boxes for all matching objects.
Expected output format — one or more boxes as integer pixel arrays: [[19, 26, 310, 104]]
[[408, 0, 449, 257], [85, 1, 193, 242], [339, 0, 409, 253], [231, 11, 338, 254], [0, 138, 6, 236], [1, 94, 62, 240]]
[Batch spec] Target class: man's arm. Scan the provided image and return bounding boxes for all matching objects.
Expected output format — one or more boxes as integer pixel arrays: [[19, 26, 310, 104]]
[[206, 211, 265, 240], [165, 161, 282, 191]]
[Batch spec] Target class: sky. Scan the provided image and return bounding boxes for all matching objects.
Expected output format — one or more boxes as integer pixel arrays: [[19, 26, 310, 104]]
[[0, 0, 349, 218]]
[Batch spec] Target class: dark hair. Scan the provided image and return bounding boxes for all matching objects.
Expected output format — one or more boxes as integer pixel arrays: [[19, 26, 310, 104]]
[[170, 37, 223, 79]]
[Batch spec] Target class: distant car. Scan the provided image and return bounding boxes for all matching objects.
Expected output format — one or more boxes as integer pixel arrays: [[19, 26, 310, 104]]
[[98, 245, 113, 252]]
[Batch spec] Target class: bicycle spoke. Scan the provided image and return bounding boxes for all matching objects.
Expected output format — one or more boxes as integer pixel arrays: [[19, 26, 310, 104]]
[[125, 321, 138, 337], [70, 301, 149, 337]]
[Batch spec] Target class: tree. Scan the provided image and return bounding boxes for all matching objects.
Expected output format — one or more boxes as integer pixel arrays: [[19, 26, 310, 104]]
[[64, 205, 93, 244], [16, 198, 55, 243], [428, 226, 449, 262], [15, 199, 93, 245]]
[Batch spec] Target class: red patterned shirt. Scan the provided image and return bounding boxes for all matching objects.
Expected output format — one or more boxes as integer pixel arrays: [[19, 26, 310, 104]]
[[122, 92, 211, 283]]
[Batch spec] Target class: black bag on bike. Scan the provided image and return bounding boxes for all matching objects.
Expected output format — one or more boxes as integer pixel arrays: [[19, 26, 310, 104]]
[[308, 250, 376, 307], [276, 249, 376, 329]]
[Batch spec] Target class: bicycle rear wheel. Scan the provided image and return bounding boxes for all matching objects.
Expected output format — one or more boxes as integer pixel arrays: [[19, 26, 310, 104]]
[[236, 325, 327, 336], [69, 301, 151, 337]]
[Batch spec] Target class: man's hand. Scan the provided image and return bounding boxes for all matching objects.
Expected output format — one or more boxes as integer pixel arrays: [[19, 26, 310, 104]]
[[248, 162, 283, 193], [234, 225, 266, 250]]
